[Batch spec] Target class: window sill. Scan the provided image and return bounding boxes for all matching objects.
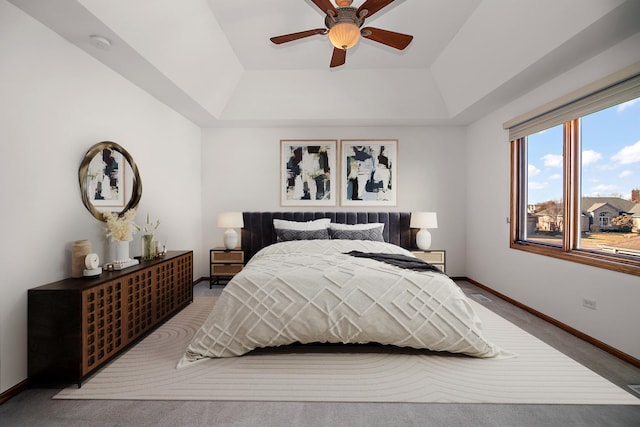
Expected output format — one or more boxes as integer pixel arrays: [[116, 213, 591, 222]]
[[511, 241, 640, 277]]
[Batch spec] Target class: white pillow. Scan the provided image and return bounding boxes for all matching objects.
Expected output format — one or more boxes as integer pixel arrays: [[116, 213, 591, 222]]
[[328, 222, 384, 231], [273, 218, 330, 231]]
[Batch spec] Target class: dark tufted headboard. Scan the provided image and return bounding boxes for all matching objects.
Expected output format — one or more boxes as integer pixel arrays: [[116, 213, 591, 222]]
[[241, 212, 411, 261]]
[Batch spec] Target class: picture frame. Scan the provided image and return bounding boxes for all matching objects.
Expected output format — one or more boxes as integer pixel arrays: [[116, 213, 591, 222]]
[[281, 139, 337, 206], [85, 146, 126, 208], [340, 139, 398, 206]]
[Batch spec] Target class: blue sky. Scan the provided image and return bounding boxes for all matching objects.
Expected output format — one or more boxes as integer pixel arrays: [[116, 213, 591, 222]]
[[527, 97, 640, 204]]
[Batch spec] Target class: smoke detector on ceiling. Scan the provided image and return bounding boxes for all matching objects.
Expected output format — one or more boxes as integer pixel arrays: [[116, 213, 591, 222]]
[[89, 35, 112, 51]]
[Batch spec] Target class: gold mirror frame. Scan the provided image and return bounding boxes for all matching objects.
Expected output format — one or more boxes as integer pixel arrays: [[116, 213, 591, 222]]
[[78, 141, 142, 221]]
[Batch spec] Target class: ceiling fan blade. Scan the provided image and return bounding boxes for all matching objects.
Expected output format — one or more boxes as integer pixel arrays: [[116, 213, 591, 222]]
[[311, 0, 337, 15], [357, 0, 394, 19], [361, 27, 413, 50], [270, 28, 327, 45], [330, 47, 346, 68]]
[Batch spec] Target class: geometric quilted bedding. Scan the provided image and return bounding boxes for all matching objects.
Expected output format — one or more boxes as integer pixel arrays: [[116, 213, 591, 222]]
[[178, 240, 509, 367]]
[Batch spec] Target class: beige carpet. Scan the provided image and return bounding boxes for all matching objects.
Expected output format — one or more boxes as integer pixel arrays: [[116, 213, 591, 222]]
[[55, 296, 640, 404]]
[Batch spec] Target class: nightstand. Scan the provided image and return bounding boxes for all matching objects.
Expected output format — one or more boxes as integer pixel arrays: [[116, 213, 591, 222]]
[[210, 247, 244, 288], [412, 250, 446, 273]]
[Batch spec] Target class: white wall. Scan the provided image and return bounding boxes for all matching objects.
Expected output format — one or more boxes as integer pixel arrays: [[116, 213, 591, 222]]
[[0, 1, 202, 393], [466, 33, 640, 360], [201, 127, 467, 276]]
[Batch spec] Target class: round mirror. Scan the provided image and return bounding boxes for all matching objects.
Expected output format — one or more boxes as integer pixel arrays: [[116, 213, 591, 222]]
[[78, 141, 142, 221]]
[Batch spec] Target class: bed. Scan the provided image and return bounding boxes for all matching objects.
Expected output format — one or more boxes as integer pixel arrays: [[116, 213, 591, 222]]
[[178, 212, 508, 367]]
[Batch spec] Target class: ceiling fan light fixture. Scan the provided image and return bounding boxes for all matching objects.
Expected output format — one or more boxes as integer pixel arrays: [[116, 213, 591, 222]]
[[328, 22, 360, 50]]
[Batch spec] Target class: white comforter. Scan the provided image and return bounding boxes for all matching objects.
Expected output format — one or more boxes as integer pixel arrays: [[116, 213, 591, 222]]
[[178, 240, 507, 366]]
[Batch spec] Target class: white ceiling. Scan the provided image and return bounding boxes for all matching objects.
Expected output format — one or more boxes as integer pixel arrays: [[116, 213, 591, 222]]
[[9, 0, 640, 127]]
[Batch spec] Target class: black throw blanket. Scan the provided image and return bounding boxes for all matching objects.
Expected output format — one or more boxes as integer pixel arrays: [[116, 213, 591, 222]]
[[345, 251, 444, 274]]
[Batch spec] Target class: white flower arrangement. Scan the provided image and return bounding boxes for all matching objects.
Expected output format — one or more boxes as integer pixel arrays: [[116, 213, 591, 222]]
[[135, 213, 160, 235], [103, 209, 137, 241]]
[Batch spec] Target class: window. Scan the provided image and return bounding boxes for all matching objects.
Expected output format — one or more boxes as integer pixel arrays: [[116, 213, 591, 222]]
[[524, 124, 564, 246], [506, 69, 640, 276], [599, 212, 610, 229]]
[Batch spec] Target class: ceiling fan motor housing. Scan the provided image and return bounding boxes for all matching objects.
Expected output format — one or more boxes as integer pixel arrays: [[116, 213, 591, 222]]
[[325, 7, 364, 30]]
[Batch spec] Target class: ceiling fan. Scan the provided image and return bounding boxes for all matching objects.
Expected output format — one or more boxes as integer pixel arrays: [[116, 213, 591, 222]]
[[270, 0, 413, 68]]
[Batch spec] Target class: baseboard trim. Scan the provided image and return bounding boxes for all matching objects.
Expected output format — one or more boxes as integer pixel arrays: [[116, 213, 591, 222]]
[[464, 276, 640, 369], [0, 379, 27, 405]]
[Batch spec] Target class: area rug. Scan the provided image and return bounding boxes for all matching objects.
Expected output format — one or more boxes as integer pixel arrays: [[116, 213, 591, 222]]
[[55, 296, 640, 404]]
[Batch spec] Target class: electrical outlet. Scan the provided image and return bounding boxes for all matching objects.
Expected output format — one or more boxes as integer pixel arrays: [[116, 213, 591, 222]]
[[582, 298, 597, 310]]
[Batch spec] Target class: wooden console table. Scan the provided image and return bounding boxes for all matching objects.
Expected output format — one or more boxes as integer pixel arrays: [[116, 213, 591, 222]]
[[28, 250, 193, 387]]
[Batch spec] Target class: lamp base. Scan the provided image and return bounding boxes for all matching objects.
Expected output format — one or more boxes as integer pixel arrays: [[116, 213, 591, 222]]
[[415, 229, 432, 250], [223, 229, 238, 250]]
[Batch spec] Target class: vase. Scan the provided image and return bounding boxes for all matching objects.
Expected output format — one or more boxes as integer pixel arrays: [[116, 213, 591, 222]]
[[71, 239, 92, 278], [113, 239, 130, 263], [142, 234, 154, 260]]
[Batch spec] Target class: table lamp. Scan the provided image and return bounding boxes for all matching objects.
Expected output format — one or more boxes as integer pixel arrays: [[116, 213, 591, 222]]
[[410, 212, 438, 250], [217, 212, 244, 250]]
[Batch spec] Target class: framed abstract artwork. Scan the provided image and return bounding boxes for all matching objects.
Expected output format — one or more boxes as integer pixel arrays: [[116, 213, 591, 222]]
[[340, 139, 398, 206], [85, 146, 126, 208], [281, 139, 337, 206]]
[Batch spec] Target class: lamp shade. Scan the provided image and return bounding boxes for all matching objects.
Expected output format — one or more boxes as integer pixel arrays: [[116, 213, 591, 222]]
[[217, 212, 244, 229], [410, 212, 438, 229], [328, 22, 361, 50]]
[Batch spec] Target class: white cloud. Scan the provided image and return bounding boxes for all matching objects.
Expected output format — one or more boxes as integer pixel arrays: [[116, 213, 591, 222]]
[[619, 170, 633, 178], [528, 164, 541, 176], [611, 140, 640, 165], [528, 181, 548, 190], [592, 184, 618, 194], [617, 99, 639, 112], [582, 150, 602, 166], [542, 154, 563, 168]]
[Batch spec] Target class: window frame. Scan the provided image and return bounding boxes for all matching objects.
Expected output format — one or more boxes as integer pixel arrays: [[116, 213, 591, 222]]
[[509, 118, 640, 277]]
